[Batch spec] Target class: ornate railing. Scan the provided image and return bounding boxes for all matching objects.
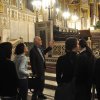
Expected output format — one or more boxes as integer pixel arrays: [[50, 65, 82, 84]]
[[52, 41, 65, 57], [51, 39, 100, 58]]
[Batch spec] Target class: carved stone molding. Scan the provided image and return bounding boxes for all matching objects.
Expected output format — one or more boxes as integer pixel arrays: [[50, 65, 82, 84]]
[[0, 15, 9, 29]]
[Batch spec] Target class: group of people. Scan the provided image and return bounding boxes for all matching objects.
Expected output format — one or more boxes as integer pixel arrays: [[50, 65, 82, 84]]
[[0, 36, 100, 100], [0, 36, 53, 100], [0, 42, 29, 100], [55, 37, 100, 100]]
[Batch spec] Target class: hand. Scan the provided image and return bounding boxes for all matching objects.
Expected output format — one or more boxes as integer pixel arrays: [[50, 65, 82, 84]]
[[33, 74, 38, 77], [49, 40, 54, 48]]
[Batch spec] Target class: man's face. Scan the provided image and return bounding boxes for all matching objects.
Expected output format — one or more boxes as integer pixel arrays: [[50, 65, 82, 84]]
[[35, 37, 42, 46]]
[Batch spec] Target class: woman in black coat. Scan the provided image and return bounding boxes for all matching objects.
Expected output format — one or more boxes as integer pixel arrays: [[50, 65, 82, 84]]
[[0, 42, 18, 100], [56, 37, 78, 85], [55, 37, 79, 100]]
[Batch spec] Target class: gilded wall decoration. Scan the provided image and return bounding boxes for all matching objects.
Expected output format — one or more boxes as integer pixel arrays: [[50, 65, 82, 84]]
[[14, 11, 17, 20], [11, 0, 16, 6], [23, 14, 25, 21], [4, 5, 8, 14], [24, 15, 27, 21], [69, 4, 80, 16], [10, 9, 18, 20], [2, 0, 9, 4], [0, 17, 2, 27], [18, 12, 21, 20], [0, 2, 3, 13], [92, 39, 100, 58], [7, 8, 10, 17], [80, 8, 89, 29], [89, 0, 94, 3], [28, 15, 30, 21], [81, 0, 88, 4], [19, 0, 23, 10], [0, 16, 8, 28], [11, 10, 14, 18]]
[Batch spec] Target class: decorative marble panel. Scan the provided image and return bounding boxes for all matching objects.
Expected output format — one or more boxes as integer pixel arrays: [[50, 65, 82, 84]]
[[52, 42, 65, 57], [92, 40, 100, 58]]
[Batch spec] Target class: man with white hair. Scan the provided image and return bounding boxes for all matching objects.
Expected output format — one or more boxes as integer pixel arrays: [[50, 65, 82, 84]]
[[29, 36, 54, 100]]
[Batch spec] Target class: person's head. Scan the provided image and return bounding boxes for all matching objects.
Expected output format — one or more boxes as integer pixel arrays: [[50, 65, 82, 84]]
[[0, 42, 12, 59], [65, 37, 78, 53], [34, 36, 42, 47], [15, 43, 28, 55], [79, 39, 88, 50], [79, 39, 93, 56]]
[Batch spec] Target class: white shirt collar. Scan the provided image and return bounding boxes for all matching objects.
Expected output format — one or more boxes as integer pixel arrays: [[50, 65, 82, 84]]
[[80, 47, 86, 53]]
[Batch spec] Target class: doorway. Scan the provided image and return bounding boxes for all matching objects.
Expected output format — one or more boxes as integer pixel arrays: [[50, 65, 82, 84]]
[[40, 30, 46, 49]]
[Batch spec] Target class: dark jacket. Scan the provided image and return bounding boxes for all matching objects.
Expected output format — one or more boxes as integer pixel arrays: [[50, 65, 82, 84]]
[[75, 50, 95, 100], [29, 45, 52, 77], [94, 58, 100, 99], [95, 58, 100, 84], [0, 59, 18, 97], [76, 50, 94, 85], [56, 51, 77, 85]]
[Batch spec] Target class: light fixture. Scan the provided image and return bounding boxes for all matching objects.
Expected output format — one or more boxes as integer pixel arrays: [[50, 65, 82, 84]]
[[71, 14, 78, 21], [56, 8, 60, 14], [32, 0, 42, 22], [71, 13, 78, 29], [42, 0, 56, 8], [42, 0, 56, 20], [62, 11, 70, 19], [32, 0, 42, 10]]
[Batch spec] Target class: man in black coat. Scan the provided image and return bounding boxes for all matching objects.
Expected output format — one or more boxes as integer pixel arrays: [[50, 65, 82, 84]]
[[95, 58, 100, 100], [75, 39, 95, 100], [29, 36, 53, 100]]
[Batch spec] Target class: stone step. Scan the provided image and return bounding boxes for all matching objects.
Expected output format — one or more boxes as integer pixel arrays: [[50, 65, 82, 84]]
[[46, 66, 56, 73], [28, 88, 55, 100], [45, 75, 56, 81], [28, 70, 57, 90], [46, 59, 56, 73], [28, 72, 56, 99], [45, 72, 57, 90]]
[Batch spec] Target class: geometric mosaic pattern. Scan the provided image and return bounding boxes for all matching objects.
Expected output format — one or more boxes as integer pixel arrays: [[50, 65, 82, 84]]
[[52, 42, 65, 57]]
